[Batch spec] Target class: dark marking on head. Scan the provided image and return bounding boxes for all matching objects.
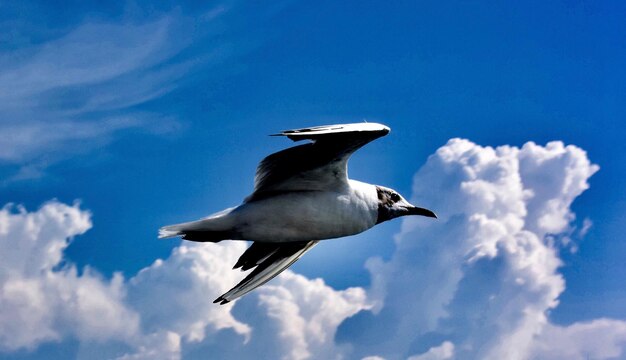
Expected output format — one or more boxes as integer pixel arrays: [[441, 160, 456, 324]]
[[376, 186, 399, 224], [376, 185, 437, 223]]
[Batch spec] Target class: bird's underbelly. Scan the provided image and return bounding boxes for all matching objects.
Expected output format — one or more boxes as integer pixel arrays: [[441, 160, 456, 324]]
[[233, 192, 377, 242]]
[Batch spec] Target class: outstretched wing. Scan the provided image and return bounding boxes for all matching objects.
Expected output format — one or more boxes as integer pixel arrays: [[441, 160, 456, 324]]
[[246, 122, 390, 202], [214, 241, 319, 304]]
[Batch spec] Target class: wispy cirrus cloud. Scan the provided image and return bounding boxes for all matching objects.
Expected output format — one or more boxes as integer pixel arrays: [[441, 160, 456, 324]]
[[0, 17, 176, 101], [0, 9, 229, 179]]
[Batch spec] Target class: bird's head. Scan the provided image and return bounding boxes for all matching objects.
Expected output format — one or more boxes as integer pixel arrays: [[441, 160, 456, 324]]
[[375, 186, 437, 224]]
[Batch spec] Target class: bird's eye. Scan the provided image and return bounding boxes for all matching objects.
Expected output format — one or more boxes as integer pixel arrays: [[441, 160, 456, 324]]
[[391, 193, 401, 202]]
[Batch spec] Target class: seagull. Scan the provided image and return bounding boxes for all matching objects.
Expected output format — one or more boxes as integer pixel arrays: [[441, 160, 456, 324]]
[[159, 123, 436, 304]]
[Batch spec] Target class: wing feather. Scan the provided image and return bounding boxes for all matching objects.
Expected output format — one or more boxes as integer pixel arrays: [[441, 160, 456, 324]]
[[246, 123, 389, 202], [272, 122, 389, 141], [214, 241, 319, 304], [233, 242, 281, 271]]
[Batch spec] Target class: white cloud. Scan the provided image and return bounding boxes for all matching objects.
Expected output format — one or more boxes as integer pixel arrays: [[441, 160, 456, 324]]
[[254, 271, 371, 360], [1, 138, 624, 360], [340, 138, 620, 360], [529, 319, 626, 360], [0, 202, 138, 351], [0, 8, 239, 181], [127, 243, 252, 344], [518, 141, 600, 237], [407, 341, 454, 360], [123, 244, 370, 360], [0, 17, 188, 166], [115, 331, 181, 360], [0, 201, 370, 359], [0, 18, 178, 102]]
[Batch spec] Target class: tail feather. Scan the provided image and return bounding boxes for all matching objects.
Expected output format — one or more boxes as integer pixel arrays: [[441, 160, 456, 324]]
[[159, 225, 234, 243], [159, 207, 236, 242], [158, 226, 183, 239], [179, 230, 232, 242]]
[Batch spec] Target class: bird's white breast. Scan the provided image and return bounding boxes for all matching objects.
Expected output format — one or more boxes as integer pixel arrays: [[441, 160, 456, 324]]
[[233, 180, 379, 242]]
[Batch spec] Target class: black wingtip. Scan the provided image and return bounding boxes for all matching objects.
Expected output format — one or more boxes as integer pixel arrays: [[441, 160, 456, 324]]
[[233, 260, 244, 270], [269, 132, 307, 142], [213, 296, 230, 305], [241, 263, 257, 271]]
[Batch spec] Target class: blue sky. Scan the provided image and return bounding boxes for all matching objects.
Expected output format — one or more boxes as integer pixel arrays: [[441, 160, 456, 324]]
[[1, 1, 625, 359]]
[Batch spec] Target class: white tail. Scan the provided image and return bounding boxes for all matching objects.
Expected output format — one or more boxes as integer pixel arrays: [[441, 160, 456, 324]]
[[158, 226, 183, 239], [158, 207, 237, 240]]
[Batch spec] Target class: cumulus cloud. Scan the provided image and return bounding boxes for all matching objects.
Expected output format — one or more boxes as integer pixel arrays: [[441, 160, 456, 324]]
[[407, 341, 454, 360], [123, 244, 370, 360], [0, 202, 370, 359], [253, 272, 371, 360], [339, 138, 623, 360], [128, 243, 252, 344], [529, 319, 626, 360], [0, 202, 137, 351], [2, 138, 625, 360]]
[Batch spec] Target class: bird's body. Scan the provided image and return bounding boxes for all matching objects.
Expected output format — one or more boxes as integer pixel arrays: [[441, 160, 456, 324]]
[[160, 123, 436, 304], [162, 180, 378, 243]]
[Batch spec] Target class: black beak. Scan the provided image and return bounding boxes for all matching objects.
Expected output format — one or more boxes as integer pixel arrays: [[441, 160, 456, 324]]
[[407, 206, 437, 218]]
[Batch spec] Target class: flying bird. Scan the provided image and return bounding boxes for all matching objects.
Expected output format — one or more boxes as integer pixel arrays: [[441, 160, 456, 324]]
[[159, 123, 436, 304]]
